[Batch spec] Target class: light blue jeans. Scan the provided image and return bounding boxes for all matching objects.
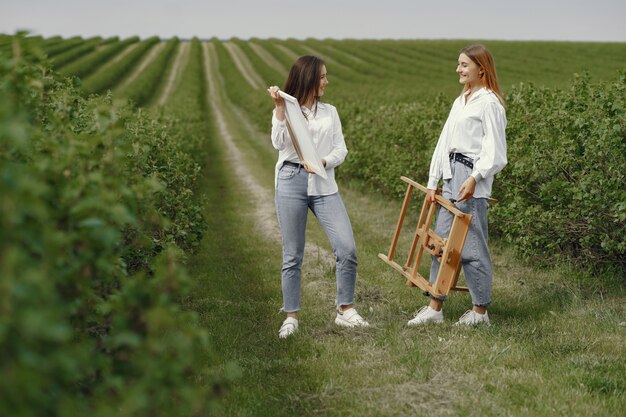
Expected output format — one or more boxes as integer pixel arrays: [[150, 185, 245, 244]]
[[275, 163, 357, 313], [428, 159, 493, 307]]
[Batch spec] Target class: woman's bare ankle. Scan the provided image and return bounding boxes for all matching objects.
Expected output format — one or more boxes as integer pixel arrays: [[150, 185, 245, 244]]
[[429, 299, 443, 312]]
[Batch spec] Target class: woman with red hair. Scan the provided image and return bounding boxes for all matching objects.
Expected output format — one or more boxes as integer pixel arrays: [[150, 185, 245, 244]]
[[408, 44, 507, 326]]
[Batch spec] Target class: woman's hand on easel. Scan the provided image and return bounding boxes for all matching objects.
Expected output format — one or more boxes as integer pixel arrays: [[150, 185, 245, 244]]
[[426, 188, 437, 203]]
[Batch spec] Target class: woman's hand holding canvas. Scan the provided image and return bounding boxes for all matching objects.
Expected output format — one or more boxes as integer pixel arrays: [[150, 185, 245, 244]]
[[278, 90, 328, 179]]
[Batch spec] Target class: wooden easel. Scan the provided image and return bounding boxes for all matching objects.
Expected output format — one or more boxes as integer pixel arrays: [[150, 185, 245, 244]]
[[378, 176, 472, 300]]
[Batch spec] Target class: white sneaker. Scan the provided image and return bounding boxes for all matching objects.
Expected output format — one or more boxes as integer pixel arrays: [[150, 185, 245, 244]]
[[335, 307, 369, 328], [407, 306, 444, 326], [278, 317, 299, 338], [455, 310, 490, 326]]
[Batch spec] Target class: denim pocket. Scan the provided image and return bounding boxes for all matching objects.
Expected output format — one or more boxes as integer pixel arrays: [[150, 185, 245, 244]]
[[278, 166, 298, 180]]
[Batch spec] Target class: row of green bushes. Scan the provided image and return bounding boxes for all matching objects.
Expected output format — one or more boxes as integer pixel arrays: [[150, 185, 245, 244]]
[[1, 36, 226, 416], [41, 36, 84, 58], [82, 36, 160, 95], [339, 73, 626, 273], [122, 37, 180, 107], [338, 95, 449, 197], [51, 36, 107, 68], [59, 36, 139, 79], [491, 73, 625, 272], [0, 34, 47, 56]]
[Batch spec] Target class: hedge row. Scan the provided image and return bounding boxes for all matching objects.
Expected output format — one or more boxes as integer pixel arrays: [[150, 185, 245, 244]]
[[338, 94, 449, 197], [50, 36, 106, 68], [82, 36, 160, 95], [490, 73, 626, 272], [0, 36, 229, 416], [339, 73, 626, 273], [122, 37, 180, 107], [59, 36, 139, 79], [42, 36, 84, 57]]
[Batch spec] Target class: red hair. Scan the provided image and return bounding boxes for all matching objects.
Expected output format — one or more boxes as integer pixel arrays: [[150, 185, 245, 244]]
[[460, 44, 504, 106]]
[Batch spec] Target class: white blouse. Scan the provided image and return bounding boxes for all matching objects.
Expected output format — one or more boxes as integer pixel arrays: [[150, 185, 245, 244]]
[[427, 87, 507, 199], [271, 102, 348, 196]]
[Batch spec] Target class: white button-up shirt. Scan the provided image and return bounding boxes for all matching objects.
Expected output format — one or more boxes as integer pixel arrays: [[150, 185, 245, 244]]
[[271, 102, 348, 196], [428, 87, 507, 199]]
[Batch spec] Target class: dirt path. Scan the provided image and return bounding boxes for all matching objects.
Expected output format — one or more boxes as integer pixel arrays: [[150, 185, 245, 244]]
[[201, 42, 335, 275], [223, 41, 265, 89], [249, 42, 288, 75], [116, 42, 165, 90], [157, 42, 190, 106], [202, 42, 278, 239]]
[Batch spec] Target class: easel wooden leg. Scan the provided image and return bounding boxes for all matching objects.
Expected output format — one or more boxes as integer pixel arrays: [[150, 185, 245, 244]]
[[379, 177, 473, 301], [386, 182, 413, 262]]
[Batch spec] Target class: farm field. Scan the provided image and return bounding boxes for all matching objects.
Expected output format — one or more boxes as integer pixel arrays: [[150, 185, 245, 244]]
[[2, 34, 625, 416]]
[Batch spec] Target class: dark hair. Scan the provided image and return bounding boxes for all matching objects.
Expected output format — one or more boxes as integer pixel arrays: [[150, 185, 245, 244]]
[[459, 44, 504, 106], [283, 55, 325, 109]]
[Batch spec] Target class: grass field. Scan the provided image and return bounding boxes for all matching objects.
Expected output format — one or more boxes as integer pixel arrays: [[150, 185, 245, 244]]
[[3, 35, 625, 416]]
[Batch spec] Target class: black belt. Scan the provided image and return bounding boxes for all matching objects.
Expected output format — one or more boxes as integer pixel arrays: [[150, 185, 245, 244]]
[[283, 160, 303, 168], [449, 153, 474, 169]]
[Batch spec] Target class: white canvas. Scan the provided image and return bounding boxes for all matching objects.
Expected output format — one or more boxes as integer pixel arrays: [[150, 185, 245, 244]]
[[278, 91, 328, 179]]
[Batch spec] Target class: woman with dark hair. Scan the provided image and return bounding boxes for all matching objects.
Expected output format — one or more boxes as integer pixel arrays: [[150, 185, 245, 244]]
[[408, 44, 507, 326], [267, 56, 369, 339]]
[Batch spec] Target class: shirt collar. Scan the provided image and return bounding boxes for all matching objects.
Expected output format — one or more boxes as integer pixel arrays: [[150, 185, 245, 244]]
[[301, 101, 325, 111], [462, 87, 490, 105], [301, 101, 326, 118]]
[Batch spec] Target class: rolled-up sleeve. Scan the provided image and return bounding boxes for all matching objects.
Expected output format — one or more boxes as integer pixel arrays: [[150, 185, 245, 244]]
[[472, 102, 507, 182]]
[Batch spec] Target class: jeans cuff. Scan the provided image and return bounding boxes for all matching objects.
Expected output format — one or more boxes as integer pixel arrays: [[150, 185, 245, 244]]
[[279, 306, 301, 313], [473, 302, 491, 308]]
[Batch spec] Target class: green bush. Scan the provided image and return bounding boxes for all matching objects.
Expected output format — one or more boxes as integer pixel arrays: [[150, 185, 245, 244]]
[[339, 95, 449, 197], [0, 36, 228, 416], [491, 73, 626, 272]]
